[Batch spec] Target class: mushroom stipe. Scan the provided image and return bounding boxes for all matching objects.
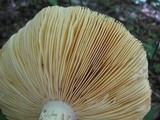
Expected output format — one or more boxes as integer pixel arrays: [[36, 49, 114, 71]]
[[0, 6, 151, 120]]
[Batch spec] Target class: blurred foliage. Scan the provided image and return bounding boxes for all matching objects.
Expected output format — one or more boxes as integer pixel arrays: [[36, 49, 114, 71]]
[[48, 0, 57, 5], [143, 41, 155, 58], [154, 63, 160, 72], [144, 105, 154, 120], [0, 0, 159, 120], [0, 111, 7, 120]]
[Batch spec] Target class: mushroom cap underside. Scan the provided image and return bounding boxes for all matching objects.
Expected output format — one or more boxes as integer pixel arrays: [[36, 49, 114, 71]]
[[0, 6, 151, 120]]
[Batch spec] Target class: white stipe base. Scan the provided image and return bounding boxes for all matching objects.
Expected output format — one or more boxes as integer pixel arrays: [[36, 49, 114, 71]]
[[39, 100, 76, 120]]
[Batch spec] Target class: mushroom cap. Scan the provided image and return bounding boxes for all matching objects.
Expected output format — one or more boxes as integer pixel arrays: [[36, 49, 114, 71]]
[[0, 6, 151, 120]]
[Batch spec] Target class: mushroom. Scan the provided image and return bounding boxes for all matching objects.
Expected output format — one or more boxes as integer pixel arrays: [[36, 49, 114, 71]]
[[0, 6, 151, 120]]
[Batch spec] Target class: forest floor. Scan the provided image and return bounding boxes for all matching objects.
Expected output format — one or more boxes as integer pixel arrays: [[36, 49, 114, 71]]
[[0, 0, 159, 120]]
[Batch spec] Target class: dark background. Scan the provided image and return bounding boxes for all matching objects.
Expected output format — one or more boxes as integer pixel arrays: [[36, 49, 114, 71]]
[[0, 0, 159, 120]]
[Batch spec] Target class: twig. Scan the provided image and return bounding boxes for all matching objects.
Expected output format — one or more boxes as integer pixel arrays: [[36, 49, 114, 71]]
[[149, 38, 160, 68], [152, 38, 160, 60]]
